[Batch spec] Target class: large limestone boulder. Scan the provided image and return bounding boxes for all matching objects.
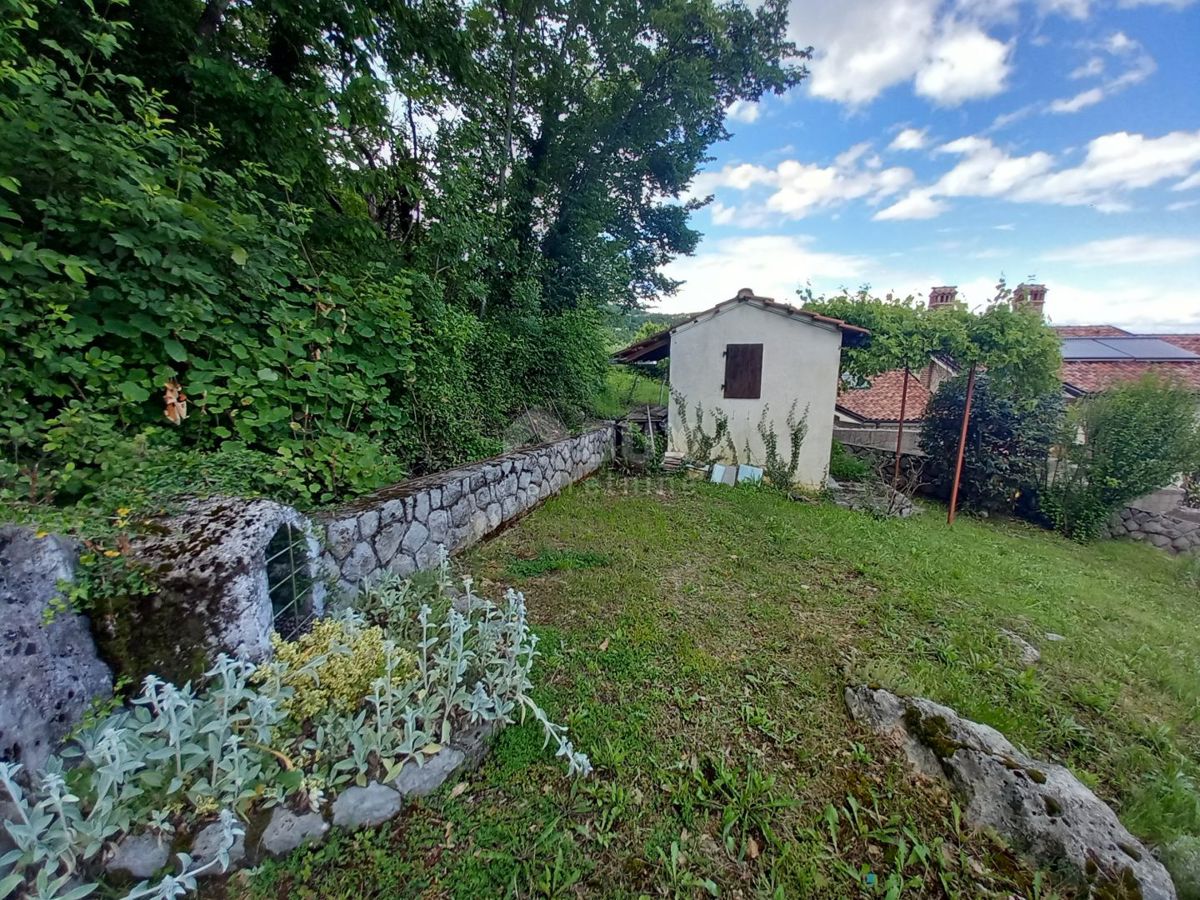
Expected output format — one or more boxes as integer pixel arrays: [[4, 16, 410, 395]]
[[0, 526, 112, 771], [846, 684, 1176, 900], [125, 497, 325, 684]]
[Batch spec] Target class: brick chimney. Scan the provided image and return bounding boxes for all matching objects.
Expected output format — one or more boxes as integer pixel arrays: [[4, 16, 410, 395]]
[[1013, 283, 1047, 318], [928, 286, 957, 310]]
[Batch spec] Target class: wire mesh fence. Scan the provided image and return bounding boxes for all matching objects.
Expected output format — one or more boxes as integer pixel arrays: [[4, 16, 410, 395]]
[[265, 524, 316, 641]]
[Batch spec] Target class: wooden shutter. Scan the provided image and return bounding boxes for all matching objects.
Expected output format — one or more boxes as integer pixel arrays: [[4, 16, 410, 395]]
[[723, 343, 763, 399]]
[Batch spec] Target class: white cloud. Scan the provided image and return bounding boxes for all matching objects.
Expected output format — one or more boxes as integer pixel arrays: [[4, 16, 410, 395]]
[[791, 0, 1011, 106], [876, 129, 1200, 219], [1014, 130, 1200, 206], [914, 27, 1012, 105], [1117, 0, 1196, 8], [658, 235, 869, 312], [709, 202, 738, 225], [1041, 235, 1200, 265], [1168, 200, 1199, 212], [1037, 0, 1092, 17], [873, 190, 948, 220], [690, 145, 913, 221], [1048, 88, 1104, 114], [655, 246, 1200, 330], [889, 127, 928, 151], [725, 100, 761, 124], [1070, 57, 1105, 79], [1174, 171, 1200, 191], [1047, 32, 1156, 115]]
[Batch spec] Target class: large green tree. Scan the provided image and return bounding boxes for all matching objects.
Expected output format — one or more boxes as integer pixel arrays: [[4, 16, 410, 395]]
[[803, 283, 1062, 402], [2, 0, 803, 510]]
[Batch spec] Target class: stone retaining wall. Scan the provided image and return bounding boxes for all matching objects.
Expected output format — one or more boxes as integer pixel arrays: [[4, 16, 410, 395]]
[[317, 427, 613, 593], [1103, 504, 1200, 554]]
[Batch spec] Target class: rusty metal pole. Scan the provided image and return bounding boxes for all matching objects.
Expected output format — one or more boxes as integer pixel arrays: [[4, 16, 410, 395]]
[[947, 363, 977, 526], [892, 365, 910, 490]]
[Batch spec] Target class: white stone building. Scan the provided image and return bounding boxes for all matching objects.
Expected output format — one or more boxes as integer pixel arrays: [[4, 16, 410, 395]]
[[614, 289, 869, 487]]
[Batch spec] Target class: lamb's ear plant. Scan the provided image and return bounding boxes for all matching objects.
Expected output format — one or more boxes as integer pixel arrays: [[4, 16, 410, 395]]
[[1, 558, 590, 899]]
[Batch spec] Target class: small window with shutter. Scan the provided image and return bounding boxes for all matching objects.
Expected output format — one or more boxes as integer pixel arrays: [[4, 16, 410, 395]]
[[723, 343, 763, 399]]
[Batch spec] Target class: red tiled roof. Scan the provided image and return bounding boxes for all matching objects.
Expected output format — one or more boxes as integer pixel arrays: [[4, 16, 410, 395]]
[[837, 369, 932, 423], [1154, 334, 1200, 354], [612, 292, 870, 364], [1060, 361, 1200, 394], [1052, 325, 1132, 337]]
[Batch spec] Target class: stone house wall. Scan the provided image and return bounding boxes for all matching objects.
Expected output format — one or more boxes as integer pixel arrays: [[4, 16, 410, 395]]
[[317, 427, 614, 593]]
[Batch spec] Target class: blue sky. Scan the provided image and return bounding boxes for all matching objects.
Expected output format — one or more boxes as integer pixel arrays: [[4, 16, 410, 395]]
[[659, 0, 1200, 330]]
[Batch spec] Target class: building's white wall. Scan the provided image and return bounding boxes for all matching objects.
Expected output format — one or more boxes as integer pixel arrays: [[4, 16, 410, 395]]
[[667, 302, 843, 486]]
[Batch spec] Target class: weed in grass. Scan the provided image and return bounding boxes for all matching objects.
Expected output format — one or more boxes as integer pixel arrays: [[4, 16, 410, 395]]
[[656, 840, 719, 897], [507, 548, 610, 578]]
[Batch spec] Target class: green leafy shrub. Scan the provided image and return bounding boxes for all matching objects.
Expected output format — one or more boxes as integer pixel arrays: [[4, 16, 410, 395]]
[[1041, 377, 1200, 541], [0, 557, 591, 898], [920, 374, 1063, 515], [269, 618, 414, 720], [0, 10, 420, 508], [828, 440, 870, 483]]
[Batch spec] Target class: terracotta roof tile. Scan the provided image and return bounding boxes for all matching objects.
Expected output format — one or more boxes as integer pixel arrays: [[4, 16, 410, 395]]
[[1060, 361, 1200, 394], [837, 369, 932, 423], [612, 293, 870, 363], [1052, 325, 1132, 337]]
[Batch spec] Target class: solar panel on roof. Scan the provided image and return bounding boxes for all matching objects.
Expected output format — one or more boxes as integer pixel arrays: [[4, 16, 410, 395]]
[[1061, 339, 1128, 360], [1060, 337, 1200, 361], [1095, 338, 1200, 360]]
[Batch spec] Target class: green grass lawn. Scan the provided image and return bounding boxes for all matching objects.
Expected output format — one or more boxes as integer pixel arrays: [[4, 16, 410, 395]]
[[241, 476, 1200, 898], [591, 366, 668, 419]]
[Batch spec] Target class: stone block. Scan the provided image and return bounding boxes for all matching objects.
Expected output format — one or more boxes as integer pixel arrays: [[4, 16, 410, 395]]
[[451, 498, 473, 528], [325, 518, 359, 560], [105, 832, 170, 880], [0, 527, 112, 771], [427, 509, 450, 545], [375, 522, 407, 565], [402, 521, 429, 554], [391, 747, 465, 798], [190, 820, 247, 874], [341, 542, 379, 583], [358, 510, 379, 541], [260, 808, 329, 856], [331, 782, 403, 829], [388, 553, 417, 578], [485, 503, 502, 531], [380, 498, 407, 525], [452, 719, 503, 772], [845, 685, 1175, 900], [413, 493, 430, 524], [442, 480, 464, 508]]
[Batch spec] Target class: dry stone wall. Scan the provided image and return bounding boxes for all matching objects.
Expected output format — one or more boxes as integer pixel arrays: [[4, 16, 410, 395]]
[[318, 427, 613, 593], [1104, 505, 1200, 555]]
